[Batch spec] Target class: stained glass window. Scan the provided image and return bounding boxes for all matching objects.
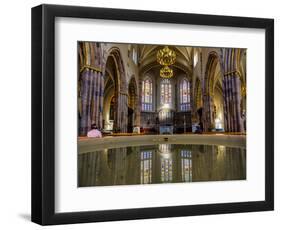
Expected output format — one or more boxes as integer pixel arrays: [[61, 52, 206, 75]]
[[181, 150, 192, 182], [159, 144, 173, 182], [160, 79, 172, 105], [180, 78, 191, 111], [141, 78, 153, 111], [140, 151, 152, 184]]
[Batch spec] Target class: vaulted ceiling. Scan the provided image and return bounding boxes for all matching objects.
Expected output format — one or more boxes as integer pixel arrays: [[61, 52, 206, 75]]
[[137, 45, 193, 76]]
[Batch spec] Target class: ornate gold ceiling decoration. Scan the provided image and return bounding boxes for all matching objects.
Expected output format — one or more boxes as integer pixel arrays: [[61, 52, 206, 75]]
[[157, 46, 176, 78], [160, 66, 173, 79], [157, 46, 176, 66]]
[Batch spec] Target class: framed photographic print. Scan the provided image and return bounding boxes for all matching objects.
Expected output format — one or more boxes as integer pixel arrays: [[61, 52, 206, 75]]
[[31, 4, 274, 225]]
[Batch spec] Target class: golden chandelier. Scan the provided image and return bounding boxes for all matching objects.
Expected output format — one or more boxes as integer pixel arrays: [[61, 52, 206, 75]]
[[160, 66, 173, 79], [157, 46, 176, 66], [157, 46, 176, 78]]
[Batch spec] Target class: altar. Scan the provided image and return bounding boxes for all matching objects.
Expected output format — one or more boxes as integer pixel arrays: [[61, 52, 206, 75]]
[[159, 125, 173, 134]]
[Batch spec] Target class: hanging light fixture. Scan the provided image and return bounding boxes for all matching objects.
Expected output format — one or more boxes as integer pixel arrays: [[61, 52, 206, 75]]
[[160, 66, 173, 79], [157, 46, 176, 78], [157, 46, 176, 66]]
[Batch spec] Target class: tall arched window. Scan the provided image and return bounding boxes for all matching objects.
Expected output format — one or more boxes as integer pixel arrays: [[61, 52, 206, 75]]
[[159, 144, 173, 182], [181, 150, 192, 182], [180, 79, 191, 111], [141, 78, 153, 111], [160, 79, 172, 105], [140, 150, 152, 184]]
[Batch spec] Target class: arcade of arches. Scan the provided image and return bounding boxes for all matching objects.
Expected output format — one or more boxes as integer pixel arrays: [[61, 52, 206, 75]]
[[78, 42, 246, 137]]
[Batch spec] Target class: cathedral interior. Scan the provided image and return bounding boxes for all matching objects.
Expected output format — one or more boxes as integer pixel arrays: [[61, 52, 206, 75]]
[[78, 42, 246, 137]]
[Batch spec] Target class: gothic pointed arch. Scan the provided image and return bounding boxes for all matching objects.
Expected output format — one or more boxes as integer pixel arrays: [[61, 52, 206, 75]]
[[203, 51, 221, 131], [103, 47, 128, 133]]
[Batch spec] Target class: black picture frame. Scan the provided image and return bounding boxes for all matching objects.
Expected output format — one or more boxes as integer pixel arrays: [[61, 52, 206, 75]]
[[31, 4, 274, 225]]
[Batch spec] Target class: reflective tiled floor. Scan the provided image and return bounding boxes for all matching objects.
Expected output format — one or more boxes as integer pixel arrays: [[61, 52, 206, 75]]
[[78, 144, 246, 187]]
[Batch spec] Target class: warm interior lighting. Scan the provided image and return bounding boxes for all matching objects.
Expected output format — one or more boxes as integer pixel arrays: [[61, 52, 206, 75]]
[[215, 118, 222, 129], [160, 66, 173, 79], [162, 103, 170, 109]]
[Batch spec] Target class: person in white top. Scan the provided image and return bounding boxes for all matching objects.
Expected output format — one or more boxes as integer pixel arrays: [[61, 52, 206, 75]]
[[87, 124, 102, 138]]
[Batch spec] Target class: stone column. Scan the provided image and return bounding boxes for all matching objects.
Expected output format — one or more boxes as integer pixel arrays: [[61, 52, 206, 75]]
[[221, 48, 243, 132], [99, 72, 104, 128], [79, 68, 104, 136], [203, 93, 214, 132], [115, 92, 128, 133], [134, 90, 141, 127], [223, 72, 242, 132], [79, 69, 93, 136], [137, 79, 143, 127]]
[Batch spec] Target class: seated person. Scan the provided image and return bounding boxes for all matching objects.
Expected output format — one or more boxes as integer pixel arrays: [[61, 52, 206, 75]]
[[87, 124, 102, 138], [133, 126, 140, 134], [195, 124, 203, 134]]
